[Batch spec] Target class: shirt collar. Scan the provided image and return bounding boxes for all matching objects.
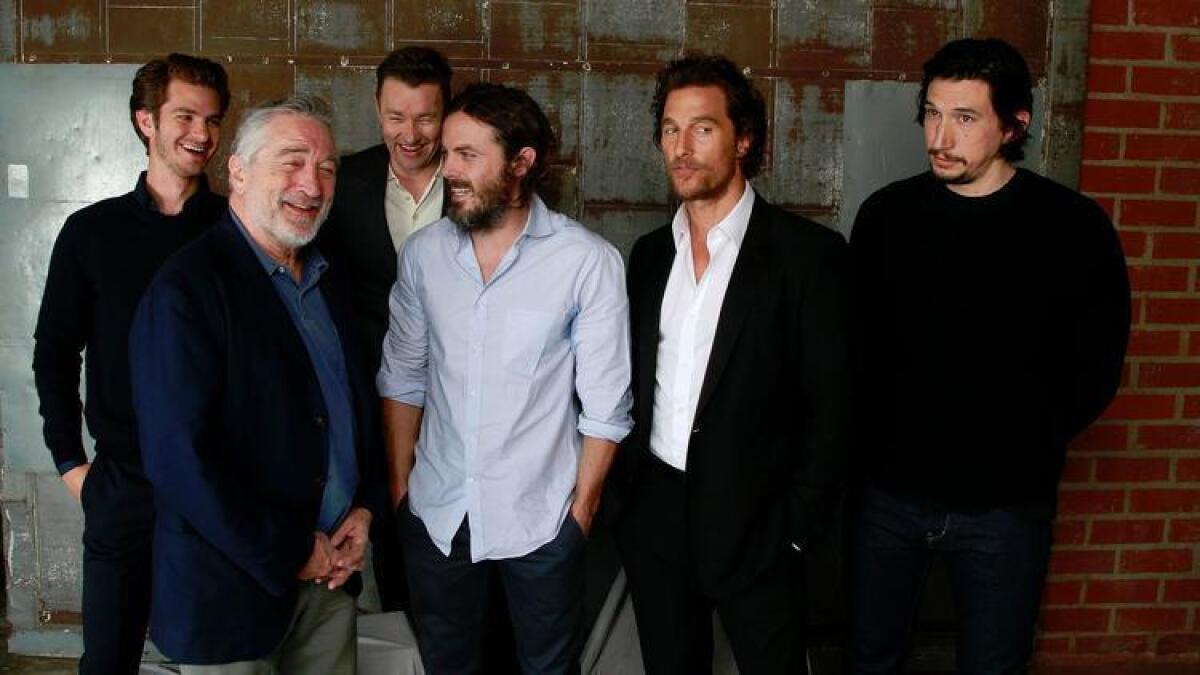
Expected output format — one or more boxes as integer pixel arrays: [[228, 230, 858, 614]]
[[229, 208, 328, 282], [670, 180, 755, 250], [387, 155, 445, 205], [132, 171, 211, 214]]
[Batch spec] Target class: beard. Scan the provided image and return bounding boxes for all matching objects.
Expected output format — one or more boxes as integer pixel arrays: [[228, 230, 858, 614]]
[[447, 166, 517, 233], [256, 192, 330, 250]]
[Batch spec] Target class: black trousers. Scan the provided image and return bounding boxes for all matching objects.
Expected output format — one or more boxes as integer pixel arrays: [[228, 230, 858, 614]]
[[401, 506, 584, 675], [371, 506, 410, 611], [78, 455, 155, 675], [617, 457, 808, 675]]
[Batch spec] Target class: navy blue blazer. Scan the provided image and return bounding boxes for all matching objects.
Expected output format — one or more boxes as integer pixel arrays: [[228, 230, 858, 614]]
[[130, 213, 386, 664]]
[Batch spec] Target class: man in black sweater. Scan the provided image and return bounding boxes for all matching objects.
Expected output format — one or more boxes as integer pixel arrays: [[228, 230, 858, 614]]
[[848, 39, 1129, 674], [32, 54, 229, 674]]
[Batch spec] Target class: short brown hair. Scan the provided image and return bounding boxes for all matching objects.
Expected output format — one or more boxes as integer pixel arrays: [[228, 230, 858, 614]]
[[129, 53, 231, 149], [375, 46, 452, 109]]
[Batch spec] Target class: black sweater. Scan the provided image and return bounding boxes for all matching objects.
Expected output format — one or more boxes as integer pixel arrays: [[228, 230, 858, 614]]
[[850, 169, 1130, 513], [33, 173, 225, 472]]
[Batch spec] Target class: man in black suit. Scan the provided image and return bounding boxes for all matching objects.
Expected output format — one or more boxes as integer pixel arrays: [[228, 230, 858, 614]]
[[616, 55, 852, 674], [317, 46, 451, 612]]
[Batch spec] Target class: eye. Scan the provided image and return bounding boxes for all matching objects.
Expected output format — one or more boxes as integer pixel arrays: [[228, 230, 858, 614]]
[[923, 107, 939, 120], [695, 125, 713, 136], [957, 114, 975, 124], [661, 125, 678, 137], [320, 165, 336, 177], [176, 113, 193, 123]]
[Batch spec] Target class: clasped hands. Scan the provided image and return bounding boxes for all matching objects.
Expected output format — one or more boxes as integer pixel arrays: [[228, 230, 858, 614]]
[[297, 506, 372, 590]]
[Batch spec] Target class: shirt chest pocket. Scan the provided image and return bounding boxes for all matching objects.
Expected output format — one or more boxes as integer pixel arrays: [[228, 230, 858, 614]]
[[502, 308, 561, 377]]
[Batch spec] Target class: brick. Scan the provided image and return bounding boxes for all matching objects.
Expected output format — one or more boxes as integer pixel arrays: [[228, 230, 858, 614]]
[[1185, 395, 1200, 417], [1158, 633, 1200, 655], [1043, 580, 1083, 605], [1129, 488, 1200, 511], [1089, 63, 1128, 93], [1169, 518, 1200, 541], [1061, 457, 1092, 483], [1121, 199, 1197, 226], [1090, 518, 1166, 544], [491, 1, 579, 62], [1140, 363, 1200, 388], [1127, 329, 1183, 356], [1037, 637, 1072, 654], [1070, 424, 1130, 451], [1115, 607, 1188, 632], [1093, 0, 1131, 25], [1096, 457, 1172, 482], [1090, 30, 1167, 60], [975, 2, 1051, 77], [1039, 607, 1111, 633], [1082, 132, 1121, 160], [871, 8, 956, 74], [1129, 264, 1190, 294], [1086, 578, 1160, 604], [1049, 549, 1116, 574], [1165, 102, 1200, 130], [1144, 299, 1200, 324], [1125, 133, 1200, 161], [1075, 635, 1151, 655], [1132, 0, 1200, 28], [1192, 332, 1200, 356], [1080, 164, 1156, 193], [1100, 394, 1177, 420], [1161, 167, 1200, 194], [1153, 234, 1200, 260], [1132, 67, 1200, 96], [1138, 426, 1200, 450], [1057, 489, 1126, 515], [1120, 230, 1148, 257], [1173, 34, 1200, 61], [1164, 579, 1200, 601], [1097, 196, 1118, 220], [1054, 519, 1087, 545], [1178, 457, 1200, 481]]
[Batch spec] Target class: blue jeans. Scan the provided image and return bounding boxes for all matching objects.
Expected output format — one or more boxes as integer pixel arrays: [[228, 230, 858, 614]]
[[849, 485, 1051, 675]]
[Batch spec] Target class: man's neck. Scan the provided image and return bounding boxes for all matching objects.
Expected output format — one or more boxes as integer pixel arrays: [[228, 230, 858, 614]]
[[471, 200, 531, 284], [230, 200, 303, 282], [391, 157, 440, 202], [682, 177, 746, 241], [945, 161, 1017, 198], [145, 162, 201, 216]]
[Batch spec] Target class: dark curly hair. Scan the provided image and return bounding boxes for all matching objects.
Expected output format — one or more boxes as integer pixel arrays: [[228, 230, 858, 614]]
[[446, 83, 557, 202], [651, 55, 767, 179], [130, 53, 230, 150], [917, 38, 1034, 162]]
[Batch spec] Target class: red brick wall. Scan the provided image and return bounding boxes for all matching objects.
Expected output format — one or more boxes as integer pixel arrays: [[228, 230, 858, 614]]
[[1046, 0, 1200, 663]]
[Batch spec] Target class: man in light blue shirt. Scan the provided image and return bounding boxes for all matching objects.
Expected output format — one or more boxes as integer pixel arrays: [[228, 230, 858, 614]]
[[377, 83, 632, 674]]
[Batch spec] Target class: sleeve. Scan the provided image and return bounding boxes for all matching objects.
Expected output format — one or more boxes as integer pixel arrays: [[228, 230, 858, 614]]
[[375, 240, 429, 407], [571, 242, 634, 443], [130, 273, 312, 597], [790, 230, 854, 546], [1056, 202, 1131, 441], [32, 216, 91, 472]]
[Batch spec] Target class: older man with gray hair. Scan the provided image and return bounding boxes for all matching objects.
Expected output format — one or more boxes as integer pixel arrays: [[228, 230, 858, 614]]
[[129, 96, 386, 674]]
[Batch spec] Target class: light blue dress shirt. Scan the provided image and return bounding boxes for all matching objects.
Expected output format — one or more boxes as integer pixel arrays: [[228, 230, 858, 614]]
[[377, 195, 632, 561]]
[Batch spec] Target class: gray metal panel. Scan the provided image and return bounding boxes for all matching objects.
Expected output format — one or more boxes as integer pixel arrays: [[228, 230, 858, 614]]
[[0, 63, 145, 656], [839, 79, 1045, 237]]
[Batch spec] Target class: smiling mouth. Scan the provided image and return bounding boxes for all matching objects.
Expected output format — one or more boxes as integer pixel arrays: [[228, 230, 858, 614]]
[[180, 142, 209, 157], [282, 199, 321, 217]]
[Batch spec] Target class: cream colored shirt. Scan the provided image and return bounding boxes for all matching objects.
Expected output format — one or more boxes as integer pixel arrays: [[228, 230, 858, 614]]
[[384, 158, 444, 251]]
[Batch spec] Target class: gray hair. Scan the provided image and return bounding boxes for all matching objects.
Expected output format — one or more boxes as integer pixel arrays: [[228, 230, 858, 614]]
[[231, 95, 335, 166]]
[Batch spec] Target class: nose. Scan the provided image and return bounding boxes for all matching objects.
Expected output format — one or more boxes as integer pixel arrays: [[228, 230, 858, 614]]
[[669, 130, 693, 160], [929, 117, 952, 151], [190, 117, 211, 144], [400, 119, 417, 142], [295, 163, 324, 197]]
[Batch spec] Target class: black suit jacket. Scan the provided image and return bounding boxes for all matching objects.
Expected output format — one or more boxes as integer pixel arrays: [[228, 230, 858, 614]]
[[319, 144, 447, 372], [130, 214, 387, 663], [618, 194, 852, 599]]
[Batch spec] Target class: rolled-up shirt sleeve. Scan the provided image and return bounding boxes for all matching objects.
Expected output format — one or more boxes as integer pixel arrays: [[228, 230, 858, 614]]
[[571, 243, 633, 443], [376, 241, 429, 407]]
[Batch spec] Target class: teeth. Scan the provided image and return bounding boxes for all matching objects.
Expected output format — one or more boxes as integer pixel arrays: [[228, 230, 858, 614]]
[[182, 143, 206, 153]]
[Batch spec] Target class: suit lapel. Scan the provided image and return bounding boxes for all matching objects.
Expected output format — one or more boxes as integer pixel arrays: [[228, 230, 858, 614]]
[[694, 198, 770, 417]]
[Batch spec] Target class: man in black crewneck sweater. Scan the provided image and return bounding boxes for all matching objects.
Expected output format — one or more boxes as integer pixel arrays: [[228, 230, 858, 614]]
[[848, 39, 1129, 674], [32, 54, 229, 674]]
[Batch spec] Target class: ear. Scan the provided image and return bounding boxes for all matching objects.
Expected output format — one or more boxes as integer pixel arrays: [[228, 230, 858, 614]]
[[228, 154, 246, 195], [135, 108, 156, 141], [735, 134, 751, 159], [1007, 109, 1033, 143], [510, 147, 537, 177]]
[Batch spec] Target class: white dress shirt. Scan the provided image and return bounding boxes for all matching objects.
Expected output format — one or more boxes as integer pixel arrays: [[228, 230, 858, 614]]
[[384, 158, 444, 251], [649, 182, 755, 470]]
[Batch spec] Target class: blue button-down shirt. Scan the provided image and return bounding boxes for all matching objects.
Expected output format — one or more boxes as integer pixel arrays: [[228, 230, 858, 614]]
[[377, 195, 632, 560], [233, 214, 358, 534]]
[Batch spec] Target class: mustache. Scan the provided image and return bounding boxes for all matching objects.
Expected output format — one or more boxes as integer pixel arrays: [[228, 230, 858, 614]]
[[929, 151, 965, 163], [281, 193, 324, 210], [446, 179, 473, 191], [669, 161, 706, 171]]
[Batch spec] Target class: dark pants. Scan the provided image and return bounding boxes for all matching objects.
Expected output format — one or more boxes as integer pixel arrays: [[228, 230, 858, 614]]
[[370, 507, 410, 611], [617, 457, 807, 675], [849, 485, 1052, 675], [401, 506, 584, 675], [79, 455, 155, 675]]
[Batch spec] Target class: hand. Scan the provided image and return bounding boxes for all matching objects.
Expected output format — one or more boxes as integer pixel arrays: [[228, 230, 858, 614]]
[[297, 532, 336, 581], [326, 508, 372, 590], [61, 464, 91, 501], [570, 498, 598, 539]]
